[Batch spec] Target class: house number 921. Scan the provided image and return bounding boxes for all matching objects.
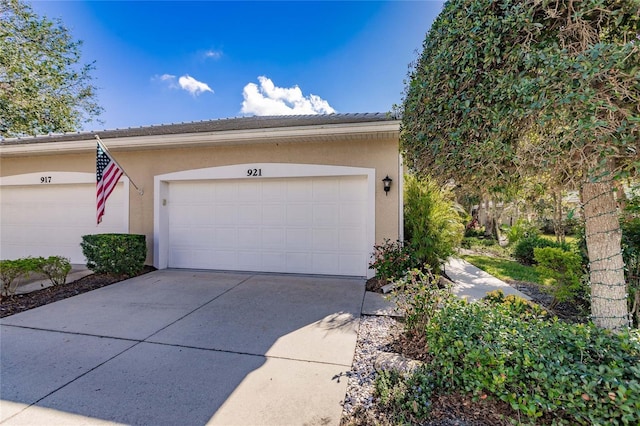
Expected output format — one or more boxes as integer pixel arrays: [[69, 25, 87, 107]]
[[40, 176, 52, 183], [247, 168, 262, 177]]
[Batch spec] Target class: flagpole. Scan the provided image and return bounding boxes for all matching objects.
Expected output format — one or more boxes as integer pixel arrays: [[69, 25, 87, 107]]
[[94, 135, 144, 195]]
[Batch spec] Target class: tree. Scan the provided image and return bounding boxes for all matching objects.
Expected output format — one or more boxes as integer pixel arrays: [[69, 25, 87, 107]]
[[0, 0, 102, 137], [401, 0, 639, 330]]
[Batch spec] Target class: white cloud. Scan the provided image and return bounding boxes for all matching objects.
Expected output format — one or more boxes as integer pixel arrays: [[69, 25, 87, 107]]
[[152, 74, 178, 89], [178, 75, 213, 96], [241, 76, 335, 116], [153, 73, 213, 96], [204, 49, 223, 59]]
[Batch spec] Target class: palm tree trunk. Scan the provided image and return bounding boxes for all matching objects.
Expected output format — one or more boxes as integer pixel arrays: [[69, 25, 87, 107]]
[[581, 179, 629, 330]]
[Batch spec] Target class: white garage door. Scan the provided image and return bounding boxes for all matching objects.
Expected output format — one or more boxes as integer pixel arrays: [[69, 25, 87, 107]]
[[167, 176, 368, 276], [0, 182, 127, 263]]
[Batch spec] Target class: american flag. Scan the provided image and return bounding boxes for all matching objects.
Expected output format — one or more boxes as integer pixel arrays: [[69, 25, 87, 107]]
[[96, 142, 123, 224]]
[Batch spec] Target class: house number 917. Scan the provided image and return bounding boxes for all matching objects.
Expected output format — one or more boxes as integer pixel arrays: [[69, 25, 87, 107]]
[[40, 176, 52, 183], [247, 168, 262, 177]]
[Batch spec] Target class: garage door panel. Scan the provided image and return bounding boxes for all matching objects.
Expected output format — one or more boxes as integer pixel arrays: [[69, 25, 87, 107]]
[[340, 178, 367, 201], [261, 228, 285, 249], [340, 254, 367, 276], [215, 228, 236, 248], [262, 205, 285, 225], [340, 230, 366, 251], [312, 179, 335, 201], [262, 182, 287, 201], [286, 228, 312, 250], [313, 229, 338, 251], [215, 205, 237, 224], [286, 181, 312, 201], [167, 176, 368, 276], [1, 183, 126, 263], [238, 206, 261, 224], [262, 251, 285, 270], [286, 204, 312, 225], [313, 204, 339, 226]]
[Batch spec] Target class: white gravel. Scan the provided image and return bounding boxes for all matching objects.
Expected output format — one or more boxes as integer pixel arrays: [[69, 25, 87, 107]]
[[341, 314, 402, 416]]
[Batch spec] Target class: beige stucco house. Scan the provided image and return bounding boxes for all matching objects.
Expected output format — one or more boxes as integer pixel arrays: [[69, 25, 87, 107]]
[[0, 113, 401, 278]]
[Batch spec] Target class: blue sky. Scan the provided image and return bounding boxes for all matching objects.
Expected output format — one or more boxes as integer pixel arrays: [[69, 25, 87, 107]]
[[30, 1, 444, 130]]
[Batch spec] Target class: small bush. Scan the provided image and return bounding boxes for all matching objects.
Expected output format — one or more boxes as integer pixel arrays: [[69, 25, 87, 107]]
[[392, 268, 452, 339], [369, 239, 418, 282], [81, 234, 146, 277], [534, 247, 586, 307], [35, 256, 72, 287], [0, 258, 35, 296], [464, 226, 485, 238], [505, 219, 539, 246], [483, 289, 549, 318], [1, 256, 73, 296], [512, 235, 571, 265], [375, 369, 433, 423]]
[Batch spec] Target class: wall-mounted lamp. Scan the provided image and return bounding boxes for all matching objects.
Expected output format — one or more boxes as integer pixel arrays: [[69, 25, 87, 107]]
[[382, 175, 393, 196]]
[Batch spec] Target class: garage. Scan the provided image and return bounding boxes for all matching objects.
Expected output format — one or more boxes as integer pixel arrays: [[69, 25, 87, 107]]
[[155, 164, 376, 277], [1, 114, 401, 273], [0, 172, 128, 264]]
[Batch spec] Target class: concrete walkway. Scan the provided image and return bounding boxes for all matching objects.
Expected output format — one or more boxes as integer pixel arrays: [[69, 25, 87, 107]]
[[445, 257, 531, 301], [361, 257, 531, 314], [1, 270, 364, 426]]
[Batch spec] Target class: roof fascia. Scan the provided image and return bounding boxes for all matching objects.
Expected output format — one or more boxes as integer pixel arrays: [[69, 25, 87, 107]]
[[0, 121, 400, 157]]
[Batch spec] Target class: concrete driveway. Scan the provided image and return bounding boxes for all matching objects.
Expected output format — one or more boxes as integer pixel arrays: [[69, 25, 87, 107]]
[[0, 270, 365, 425]]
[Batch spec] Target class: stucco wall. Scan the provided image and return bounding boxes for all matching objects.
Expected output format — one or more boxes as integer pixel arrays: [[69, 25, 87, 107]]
[[0, 136, 400, 265]]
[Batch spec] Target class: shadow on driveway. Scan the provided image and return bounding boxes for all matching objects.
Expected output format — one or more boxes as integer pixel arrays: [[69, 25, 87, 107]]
[[0, 270, 365, 425]]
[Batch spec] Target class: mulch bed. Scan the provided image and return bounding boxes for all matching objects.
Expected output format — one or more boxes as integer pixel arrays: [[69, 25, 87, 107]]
[[0, 266, 155, 318]]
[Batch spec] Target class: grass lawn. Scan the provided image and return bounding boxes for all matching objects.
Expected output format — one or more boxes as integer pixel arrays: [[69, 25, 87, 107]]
[[461, 254, 542, 284]]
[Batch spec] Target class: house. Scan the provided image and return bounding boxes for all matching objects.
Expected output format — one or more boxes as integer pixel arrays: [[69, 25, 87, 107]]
[[0, 113, 402, 278]]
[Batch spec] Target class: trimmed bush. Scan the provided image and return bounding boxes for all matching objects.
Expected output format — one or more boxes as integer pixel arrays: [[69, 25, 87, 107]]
[[81, 234, 146, 277], [392, 299, 640, 424], [512, 235, 571, 265]]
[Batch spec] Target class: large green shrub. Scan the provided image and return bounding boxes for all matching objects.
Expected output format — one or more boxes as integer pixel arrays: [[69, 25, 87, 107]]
[[403, 174, 465, 274], [394, 299, 640, 424], [512, 235, 571, 265], [81, 234, 146, 277], [535, 247, 586, 308]]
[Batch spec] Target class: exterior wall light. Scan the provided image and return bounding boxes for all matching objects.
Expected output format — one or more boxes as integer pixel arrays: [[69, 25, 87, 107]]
[[382, 175, 392, 195]]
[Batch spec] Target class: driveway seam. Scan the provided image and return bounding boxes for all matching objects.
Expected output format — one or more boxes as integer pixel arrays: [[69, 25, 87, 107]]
[[0, 338, 141, 425], [2, 324, 354, 373], [140, 274, 255, 342]]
